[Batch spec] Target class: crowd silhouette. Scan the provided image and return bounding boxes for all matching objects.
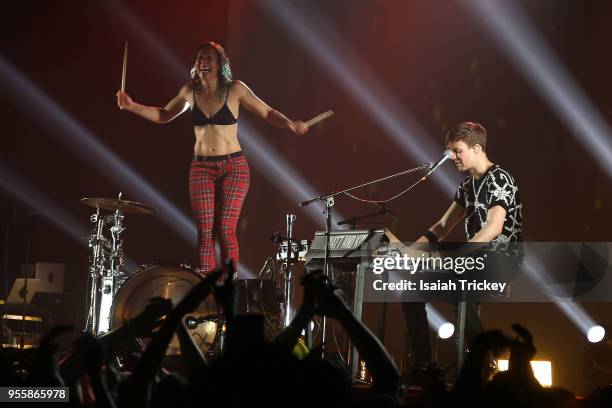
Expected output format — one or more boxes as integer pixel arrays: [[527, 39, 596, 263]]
[[2, 264, 611, 407]]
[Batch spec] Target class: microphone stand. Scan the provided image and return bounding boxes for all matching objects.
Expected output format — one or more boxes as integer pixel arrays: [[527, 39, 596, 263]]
[[300, 162, 433, 355]]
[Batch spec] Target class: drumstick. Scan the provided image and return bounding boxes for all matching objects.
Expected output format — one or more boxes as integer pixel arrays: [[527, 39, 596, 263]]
[[121, 41, 128, 92], [304, 110, 334, 127]]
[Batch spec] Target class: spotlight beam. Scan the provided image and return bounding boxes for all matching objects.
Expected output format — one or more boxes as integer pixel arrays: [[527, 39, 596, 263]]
[[240, 121, 347, 225], [0, 53, 197, 246], [0, 162, 138, 272], [386, 271, 451, 333], [0, 162, 89, 243], [523, 251, 596, 334], [103, 2, 350, 226], [426, 303, 453, 332], [464, 0, 612, 178], [0, 54, 251, 275], [265, 0, 459, 195]]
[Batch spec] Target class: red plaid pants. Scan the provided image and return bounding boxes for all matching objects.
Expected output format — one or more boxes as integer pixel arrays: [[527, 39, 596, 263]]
[[189, 154, 250, 274]]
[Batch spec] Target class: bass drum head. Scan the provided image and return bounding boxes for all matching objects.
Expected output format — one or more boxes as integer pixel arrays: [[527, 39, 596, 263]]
[[111, 264, 221, 356]]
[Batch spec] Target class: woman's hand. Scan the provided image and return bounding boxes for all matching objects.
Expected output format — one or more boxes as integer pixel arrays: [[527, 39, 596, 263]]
[[288, 120, 309, 135], [116, 90, 134, 111]]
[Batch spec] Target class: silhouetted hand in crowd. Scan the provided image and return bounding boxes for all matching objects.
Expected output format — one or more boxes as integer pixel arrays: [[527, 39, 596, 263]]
[[124, 297, 173, 338], [478, 324, 546, 407], [60, 297, 172, 387], [307, 271, 401, 398], [273, 271, 318, 355], [74, 332, 116, 408], [212, 261, 235, 317], [309, 275, 351, 320], [212, 262, 237, 352], [176, 319, 209, 379], [118, 268, 222, 408], [506, 323, 540, 389], [29, 325, 72, 387], [453, 329, 514, 405]]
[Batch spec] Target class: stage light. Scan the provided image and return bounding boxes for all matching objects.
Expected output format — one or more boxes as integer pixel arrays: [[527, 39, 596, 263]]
[[265, 0, 459, 194], [426, 304, 454, 338], [587, 325, 606, 344], [583, 324, 612, 391], [464, 0, 612, 178], [438, 322, 455, 339], [496, 359, 552, 387]]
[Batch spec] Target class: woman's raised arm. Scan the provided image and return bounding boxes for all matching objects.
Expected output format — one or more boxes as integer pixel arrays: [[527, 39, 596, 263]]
[[116, 83, 191, 124]]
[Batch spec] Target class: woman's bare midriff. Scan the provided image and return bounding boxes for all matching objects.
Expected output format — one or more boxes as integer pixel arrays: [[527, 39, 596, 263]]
[[193, 124, 242, 156]]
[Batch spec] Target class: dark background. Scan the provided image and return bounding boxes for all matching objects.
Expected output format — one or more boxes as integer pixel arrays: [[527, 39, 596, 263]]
[[1, 0, 611, 393]]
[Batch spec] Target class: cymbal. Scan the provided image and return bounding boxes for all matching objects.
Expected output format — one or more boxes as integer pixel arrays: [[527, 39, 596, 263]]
[[80, 197, 157, 214]]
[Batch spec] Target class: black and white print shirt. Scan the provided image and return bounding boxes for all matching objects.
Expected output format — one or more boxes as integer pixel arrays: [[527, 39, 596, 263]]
[[454, 164, 523, 242]]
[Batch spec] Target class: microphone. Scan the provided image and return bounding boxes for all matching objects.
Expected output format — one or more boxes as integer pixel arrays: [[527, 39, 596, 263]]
[[422, 150, 452, 180], [185, 315, 216, 329]]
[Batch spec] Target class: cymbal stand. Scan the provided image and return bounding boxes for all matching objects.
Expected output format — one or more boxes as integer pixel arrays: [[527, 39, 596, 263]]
[[85, 208, 105, 334], [281, 214, 297, 328], [97, 206, 125, 333], [85, 193, 127, 335]]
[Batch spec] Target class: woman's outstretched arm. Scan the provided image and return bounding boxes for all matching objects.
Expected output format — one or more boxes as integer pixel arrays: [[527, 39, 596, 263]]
[[234, 80, 308, 135], [116, 83, 191, 123]]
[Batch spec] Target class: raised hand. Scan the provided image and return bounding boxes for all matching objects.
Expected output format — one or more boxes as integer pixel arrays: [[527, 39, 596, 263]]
[[509, 323, 537, 364], [174, 267, 223, 316], [288, 120, 309, 135], [116, 90, 134, 110], [474, 329, 514, 354], [125, 297, 173, 337], [303, 272, 349, 319], [213, 261, 235, 314]]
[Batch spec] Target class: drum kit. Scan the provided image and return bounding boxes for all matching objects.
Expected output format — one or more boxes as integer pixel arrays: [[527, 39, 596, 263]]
[[81, 193, 309, 359], [81, 193, 222, 357]]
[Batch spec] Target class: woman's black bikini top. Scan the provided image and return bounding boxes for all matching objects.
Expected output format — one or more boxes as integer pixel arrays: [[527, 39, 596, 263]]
[[192, 89, 237, 126]]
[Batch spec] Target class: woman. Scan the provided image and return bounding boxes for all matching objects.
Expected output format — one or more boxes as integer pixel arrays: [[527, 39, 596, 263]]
[[116, 41, 308, 274]]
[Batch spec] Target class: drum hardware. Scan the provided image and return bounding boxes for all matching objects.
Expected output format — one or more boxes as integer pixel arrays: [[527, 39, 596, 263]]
[[110, 264, 221, 357], [185, 314, 225, 329], [81, 196, 157, 215], [272, 233, 310, 262], [273, 214, 300, 328], [81, 193, 156, 336], [185, 313, 227, 356]]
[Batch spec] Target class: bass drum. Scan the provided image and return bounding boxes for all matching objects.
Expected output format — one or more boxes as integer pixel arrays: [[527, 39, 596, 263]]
[[111, 264, 222, 356]]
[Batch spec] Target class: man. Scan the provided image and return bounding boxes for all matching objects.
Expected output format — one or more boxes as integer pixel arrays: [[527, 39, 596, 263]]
[[402, 121, 523, 367]]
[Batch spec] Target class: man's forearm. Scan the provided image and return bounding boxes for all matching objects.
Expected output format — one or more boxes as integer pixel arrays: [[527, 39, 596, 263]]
[[468, 222, 502, 243], [417, 223, 446, 242]]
